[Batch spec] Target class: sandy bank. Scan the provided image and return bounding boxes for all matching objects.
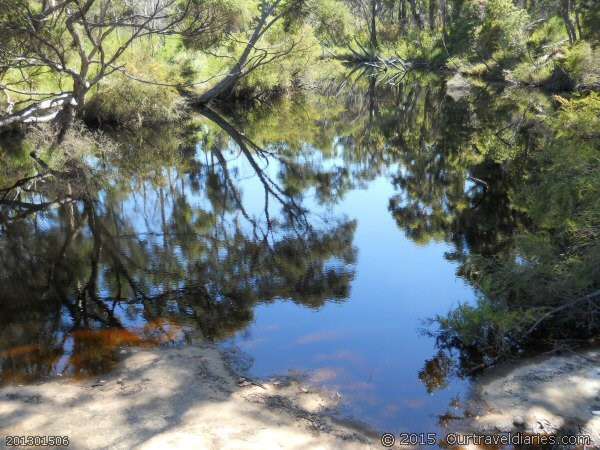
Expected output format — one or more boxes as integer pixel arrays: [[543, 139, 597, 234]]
[[0, 342, 378, 449], [465, 350, 600, 444]]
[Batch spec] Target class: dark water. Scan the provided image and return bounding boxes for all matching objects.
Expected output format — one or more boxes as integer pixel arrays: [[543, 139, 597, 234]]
[[0, 75, 545, 434]]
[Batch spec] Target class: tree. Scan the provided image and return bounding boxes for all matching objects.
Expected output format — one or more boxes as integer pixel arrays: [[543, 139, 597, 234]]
[[578, 0, 600, 41], [476, 0, 529, 60], [559, 0, 577, 43], [194, 0, 306, 104], [0, 0, 211, 137]]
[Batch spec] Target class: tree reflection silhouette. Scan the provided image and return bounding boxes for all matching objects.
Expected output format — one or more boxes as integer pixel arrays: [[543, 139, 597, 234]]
[[0, 109, 358, 382]]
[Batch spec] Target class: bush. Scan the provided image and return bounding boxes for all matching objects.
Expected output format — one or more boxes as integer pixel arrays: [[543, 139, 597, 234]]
[[82, 37, 188, 128], [512, 42, 598, 91], [84, 76, 185, 128], [512, 60, 555, 86], [526, 16, 569, 57], [435, 297, 538, 357], [476, 0, 529, 60], [560, 41, 598, 86]]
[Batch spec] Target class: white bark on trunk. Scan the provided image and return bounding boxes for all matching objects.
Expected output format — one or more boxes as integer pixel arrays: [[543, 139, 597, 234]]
[[0, 94, 75, 129]]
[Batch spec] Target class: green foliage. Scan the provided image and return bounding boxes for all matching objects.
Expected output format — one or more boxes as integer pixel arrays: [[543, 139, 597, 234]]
[[530, 93, 600, 227], [182, 0, 248, 50], [282, 0, 311, 32], [394, 32, 447, 65], [475, 0, 529, 60], [526, 16, 568, 56], [436, 297, 538, 355], [85, 77, 185, 128], [83, 39, 187, 127], [445, 0, 481, 55], [512, 59, 555, 85], [235, 22, 325, 96], [308, 0, 353, 46], [513, 41, 599, 90], [444, 0, 598, 87], [579, 0, 600, 42], [434, 91, 600, 366], [0, 122, 114, 188], [559, 41, 599, 87]]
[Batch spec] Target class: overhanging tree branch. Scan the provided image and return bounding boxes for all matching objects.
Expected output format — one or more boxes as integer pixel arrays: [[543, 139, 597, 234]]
[[0, 0, 213, 134]]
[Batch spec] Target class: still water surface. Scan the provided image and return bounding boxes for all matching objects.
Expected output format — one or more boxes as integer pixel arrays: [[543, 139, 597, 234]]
[[223, 152, 474, 432], [1, 76, 536, 434]]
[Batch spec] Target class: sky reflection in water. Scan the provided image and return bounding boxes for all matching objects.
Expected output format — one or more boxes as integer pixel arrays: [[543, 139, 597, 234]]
[[224, 152, 475, 432]]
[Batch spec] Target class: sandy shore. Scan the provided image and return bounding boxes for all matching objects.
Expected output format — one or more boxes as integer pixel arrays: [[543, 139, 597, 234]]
[[4, 338, 599, 449], [464, 350, 600, 444], [0, 342, 378, 450]]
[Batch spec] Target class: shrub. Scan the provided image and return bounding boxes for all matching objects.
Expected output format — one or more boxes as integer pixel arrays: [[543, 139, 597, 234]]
[[309, 0, 353, 47], [512, 42, 598, 91], [435, 297, 538, 357], [512, 60, 555, 85], [476, 0, 529, 60], [526, 16, 569, 57], [84, 76, 185, 128], [560, 41, 597, 86], [82, 36, 188, 128]]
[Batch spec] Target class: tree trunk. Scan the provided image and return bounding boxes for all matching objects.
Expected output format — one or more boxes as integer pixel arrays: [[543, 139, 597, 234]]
[[0, 94, 73, 129], [440, 0, 447, 33], [573, 0, 583, 40], [409, 0, 424, 30], [56, 81, 87, 142], [560, 0, 577, 44], [370, 0, 378, 50], [398, 0, 408, 34], [195, 1, 282, 104], [428, 0, 437, 31], [56, 104, 77, 142]]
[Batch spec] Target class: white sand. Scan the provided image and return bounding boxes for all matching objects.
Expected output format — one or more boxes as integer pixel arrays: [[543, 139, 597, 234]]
[[0, 343, 378, 450], [465, 350, 600, 444]]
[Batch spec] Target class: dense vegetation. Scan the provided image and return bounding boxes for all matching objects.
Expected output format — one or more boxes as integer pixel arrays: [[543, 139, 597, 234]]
[[0, 0, 599, 380], [1, 0, 599, 136]]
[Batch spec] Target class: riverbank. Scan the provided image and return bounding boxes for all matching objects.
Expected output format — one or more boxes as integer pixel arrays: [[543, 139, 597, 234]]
[[462, 350, 600, 445], [0, 342, 378, 450]]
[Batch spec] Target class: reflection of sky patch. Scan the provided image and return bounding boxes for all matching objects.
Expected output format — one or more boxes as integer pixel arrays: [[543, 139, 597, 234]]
[[309, 367, 341, 383], [296, 330, 344, 345]]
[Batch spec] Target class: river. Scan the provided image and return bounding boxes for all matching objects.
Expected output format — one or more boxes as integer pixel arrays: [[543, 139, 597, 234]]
[[0, 73, 562, 436]]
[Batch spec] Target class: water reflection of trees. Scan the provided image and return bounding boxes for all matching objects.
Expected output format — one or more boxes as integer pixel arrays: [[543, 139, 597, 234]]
[[326, 75, 536, 388], [0, 112, 358, 383], [212, 75, 561, 390], [322, 72, 532, 272], [313, 73, 574, 388], [2, 74, 589, 391], [344, 75, 600, 387]]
